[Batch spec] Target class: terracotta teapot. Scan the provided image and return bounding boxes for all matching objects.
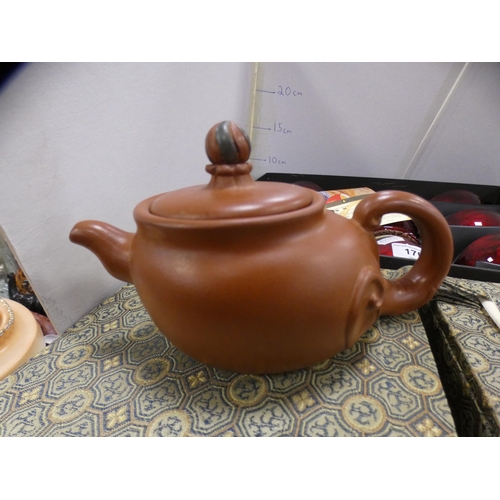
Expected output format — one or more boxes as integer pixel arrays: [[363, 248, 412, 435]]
[[70, 121, 453, 374]]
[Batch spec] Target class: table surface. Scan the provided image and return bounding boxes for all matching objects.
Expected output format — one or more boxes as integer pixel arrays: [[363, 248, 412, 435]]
[[421, 275, 500, 436], [0, 268, 457, 436]]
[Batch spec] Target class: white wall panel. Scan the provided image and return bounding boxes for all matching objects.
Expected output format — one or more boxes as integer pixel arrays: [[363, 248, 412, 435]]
[[409, 62, 500, 184], [0, 62, 253, 333], [250, 62, 467, 179], [2, 61, 499, 334]]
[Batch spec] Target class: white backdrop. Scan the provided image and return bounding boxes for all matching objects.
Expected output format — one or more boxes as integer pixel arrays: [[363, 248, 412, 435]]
[[0, 62, 254, 333], [1, 62, 499, 334], [250, 62, 500, 184]]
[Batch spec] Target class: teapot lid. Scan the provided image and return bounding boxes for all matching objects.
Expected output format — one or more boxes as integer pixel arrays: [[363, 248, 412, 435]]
[[149, 121, 314, 220]]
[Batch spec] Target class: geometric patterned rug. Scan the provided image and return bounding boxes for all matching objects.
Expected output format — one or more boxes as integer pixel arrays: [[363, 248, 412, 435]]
[[0, 270, 457, 436], [420, 276, 500, 437]]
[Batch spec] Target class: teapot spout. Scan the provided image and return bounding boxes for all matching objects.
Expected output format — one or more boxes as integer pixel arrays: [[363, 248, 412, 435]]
[[70, 220, 134, 283]]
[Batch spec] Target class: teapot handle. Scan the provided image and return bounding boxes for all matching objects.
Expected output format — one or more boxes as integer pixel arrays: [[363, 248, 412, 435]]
[[352, 190, 453, 316]]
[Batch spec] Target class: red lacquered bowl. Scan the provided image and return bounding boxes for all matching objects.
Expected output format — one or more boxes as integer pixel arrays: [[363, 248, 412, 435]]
[[374, 220, 419, 240], [446, 208, 500, 227], [430, 189, 481, 204], [455, 233, 500, 267]]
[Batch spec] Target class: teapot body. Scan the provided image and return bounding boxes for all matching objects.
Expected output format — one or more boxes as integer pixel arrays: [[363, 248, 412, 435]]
[[130, 195, 383, 374], [69, 122, 454, 374]]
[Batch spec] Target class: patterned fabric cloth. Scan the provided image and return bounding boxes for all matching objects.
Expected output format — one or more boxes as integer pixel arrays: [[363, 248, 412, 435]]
[[0, 272, 456, 437], [420, 275, 500, 437]]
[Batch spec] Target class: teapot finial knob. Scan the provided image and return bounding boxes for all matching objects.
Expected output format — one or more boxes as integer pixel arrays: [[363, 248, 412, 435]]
[[205, 121, 251, 165]]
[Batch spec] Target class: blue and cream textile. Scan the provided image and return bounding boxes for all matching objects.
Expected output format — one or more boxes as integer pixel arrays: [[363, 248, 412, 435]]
[[421, 276, 500, 437], [0, 273, 456, 437]]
